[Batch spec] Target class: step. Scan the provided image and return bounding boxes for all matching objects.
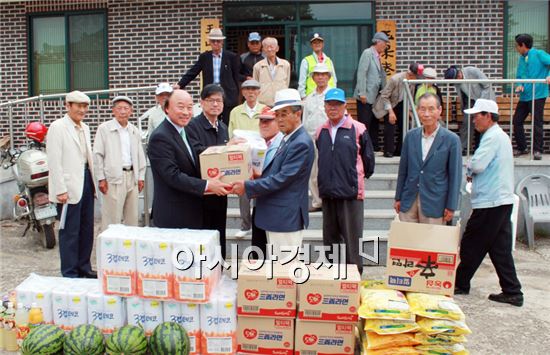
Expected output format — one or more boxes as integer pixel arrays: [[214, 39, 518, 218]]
[[372, 156, 400, 174], [366, 173, 398, 191], [224, 229, 388, 266]]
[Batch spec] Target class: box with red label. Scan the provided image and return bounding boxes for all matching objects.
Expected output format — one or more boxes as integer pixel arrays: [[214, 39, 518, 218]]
[[298, 264, 360, 323], [237, 316, 294, 355], [237, 263, 296, 318], [294, 319, 355, 355], [386, 217, 460, 296], [199, 144, 252, 184]]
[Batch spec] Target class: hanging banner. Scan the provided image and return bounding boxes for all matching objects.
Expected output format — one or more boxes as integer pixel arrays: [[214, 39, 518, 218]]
[[376, 20, 397, 78]]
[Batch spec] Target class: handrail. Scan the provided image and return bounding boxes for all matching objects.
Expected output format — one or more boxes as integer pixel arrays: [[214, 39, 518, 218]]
[[403, 78, 548, 160]]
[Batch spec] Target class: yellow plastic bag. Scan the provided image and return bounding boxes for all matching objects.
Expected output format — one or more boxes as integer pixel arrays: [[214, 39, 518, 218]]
[[366, 332, 421, 350], [414, 332, 467, 345], [364, 318, 420, 335], [417, 317, 472, 336], [359, 289, 412, 320], [363, 347, 419, 355], [361, 279, 387, 290], [416, 343, 469, 355], [406, 292, 465, 321]]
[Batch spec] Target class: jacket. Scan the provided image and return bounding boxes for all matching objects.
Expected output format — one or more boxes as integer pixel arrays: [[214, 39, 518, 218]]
[[354, 46, 386, 104], [253, 57, 291, 106], [373, 72, 414, 119], [315, 115, 375, 200]]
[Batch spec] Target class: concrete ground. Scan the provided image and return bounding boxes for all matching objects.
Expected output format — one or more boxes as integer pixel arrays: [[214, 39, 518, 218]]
[[1, 219, 549, 354]]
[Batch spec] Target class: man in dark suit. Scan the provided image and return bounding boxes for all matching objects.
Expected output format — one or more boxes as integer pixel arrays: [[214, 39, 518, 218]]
[[175, 28, 242, 126], [394, 93, 462, 224], [147, 89, 231, 229], [233, 89, 314, 258], [186, 84, 230, 258]]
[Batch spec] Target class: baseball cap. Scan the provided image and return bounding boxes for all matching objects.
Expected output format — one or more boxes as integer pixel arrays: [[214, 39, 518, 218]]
[[311, 63, 331, 76], [464, 99, 499, 115], [423, 67, 437, 79], [310, 33, 324, 42], [155, 82, 173, 95], [257, 106, 275, 120], [324, 88, 346, 103], [248, 32, 261, 42]]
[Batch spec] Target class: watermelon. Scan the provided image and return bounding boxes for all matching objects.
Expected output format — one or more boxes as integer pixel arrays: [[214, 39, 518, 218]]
[[105, 325, 148, 355], [64, 324, 105, 355], [20, 324, 65, 355], [149, 322, 190, 355]]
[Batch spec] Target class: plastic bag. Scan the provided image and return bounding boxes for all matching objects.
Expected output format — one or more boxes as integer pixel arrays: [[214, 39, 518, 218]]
[[363, 318, 420, 335], [416, 343, 469, 355], [414, 332, 467, 345], [363, 347, 419, 355], [417, 317, 472, 336], [361, 280, 387, 290], [366, 332, 420, 350], [359, 289, 412, 320], [406, 292, 465, 321]]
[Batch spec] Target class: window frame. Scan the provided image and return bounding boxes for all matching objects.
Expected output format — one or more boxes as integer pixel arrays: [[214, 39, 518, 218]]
[[27, 9, 109, 97]]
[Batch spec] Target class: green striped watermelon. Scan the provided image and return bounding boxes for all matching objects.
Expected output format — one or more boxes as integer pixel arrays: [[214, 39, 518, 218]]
[[105, 325, 148, 355], [20, 324, 65, 355], [149, 322, 190, 355], [64, 324, 105, 355]]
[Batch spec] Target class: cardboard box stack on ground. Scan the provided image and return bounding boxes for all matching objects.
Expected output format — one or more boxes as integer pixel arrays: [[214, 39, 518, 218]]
[[295, 264, 361, 355], [237, 262, 297, 354], [199, 143, 253, 184]]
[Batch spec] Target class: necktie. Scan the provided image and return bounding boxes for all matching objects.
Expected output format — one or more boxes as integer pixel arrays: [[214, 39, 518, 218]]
[[180, 129, 195, 165]]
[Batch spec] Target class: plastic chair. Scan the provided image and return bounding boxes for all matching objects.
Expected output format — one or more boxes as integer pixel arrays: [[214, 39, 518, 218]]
[[515, 174, 550, 250]]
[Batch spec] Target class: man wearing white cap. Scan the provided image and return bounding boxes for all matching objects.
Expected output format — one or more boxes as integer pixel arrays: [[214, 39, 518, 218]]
[[302, 63, 332, 212], [47, 90, 97, 278], [176, 28, 242, 126], [298, 32, 337, 99], [140, 82, 173, 141], [455, 99, 523, 307], [93, 96, 146, 231], [232, 89, 314, 257]]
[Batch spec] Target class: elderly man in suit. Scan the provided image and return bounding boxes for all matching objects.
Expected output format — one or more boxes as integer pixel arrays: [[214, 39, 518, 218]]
[[147, 89, 231, 229], [233, 89, 314, 257], [394, 93, 462, 224], [47, 90, 97, 278], [175, 28, 242, 126], [354, 32, 390, 152], [93, 96, 146, 231]]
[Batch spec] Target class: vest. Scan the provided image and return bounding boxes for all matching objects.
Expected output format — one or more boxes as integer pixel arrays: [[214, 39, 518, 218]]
[[305, 54, 336, 96]]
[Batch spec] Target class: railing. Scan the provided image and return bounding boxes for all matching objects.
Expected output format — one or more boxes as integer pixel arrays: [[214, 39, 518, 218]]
[[403, 78, 548, 159]]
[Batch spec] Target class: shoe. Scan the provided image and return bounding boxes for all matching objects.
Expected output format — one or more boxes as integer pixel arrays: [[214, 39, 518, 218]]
[[488, 292, 523, 307], [513, 149, 527, 157], [383, 152, 393, 158], [80, 270, 97, 279], [534, 151, 542, 160], [309, 206, 322, 213], [454, 287, 470, 295], [235, 229, 251, 238]]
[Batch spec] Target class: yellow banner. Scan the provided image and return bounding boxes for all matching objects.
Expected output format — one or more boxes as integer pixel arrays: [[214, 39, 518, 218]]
[[200, 18, 220, 52], [376, 20, 397, 78]]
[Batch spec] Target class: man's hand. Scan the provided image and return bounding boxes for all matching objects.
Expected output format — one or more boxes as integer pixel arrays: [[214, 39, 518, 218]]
[[57, 193, 68, 204], [99, 180, 108, 195], [443, 209, 454, 222], [228, 137, 247, 146], [388, 110, 397, 125], [138, 180, 145, 193], [359, 95, 367, 105], [394, 200, 401, 214], [515, 85, 524, 93], [172, 83, 181, 90], [232, 181, 246, 196], [205, 173, 231, 196]]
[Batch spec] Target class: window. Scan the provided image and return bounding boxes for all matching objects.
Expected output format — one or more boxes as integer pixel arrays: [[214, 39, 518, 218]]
[[29, 12, 107, 96], [505, 1, 549, 80]]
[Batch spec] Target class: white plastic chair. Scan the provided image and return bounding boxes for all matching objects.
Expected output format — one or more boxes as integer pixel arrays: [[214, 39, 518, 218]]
[[515, 174, 550, 250]]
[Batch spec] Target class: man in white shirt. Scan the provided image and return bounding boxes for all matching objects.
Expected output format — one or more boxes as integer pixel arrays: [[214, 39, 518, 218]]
[[141, 82, 173, 141], [94, 96, 147, 231]]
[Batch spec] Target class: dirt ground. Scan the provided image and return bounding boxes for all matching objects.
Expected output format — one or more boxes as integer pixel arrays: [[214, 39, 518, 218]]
[[1, 219, 549, 355]]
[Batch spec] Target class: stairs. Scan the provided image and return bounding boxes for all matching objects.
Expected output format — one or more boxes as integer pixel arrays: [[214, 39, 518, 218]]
[[224, 156, 401, 266]]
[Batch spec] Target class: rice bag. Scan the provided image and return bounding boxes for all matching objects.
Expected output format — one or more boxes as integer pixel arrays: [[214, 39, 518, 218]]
[[363, 318, 420, 335], [414, 332, 467, 345], [406, 292, 465, 321], [363, 347, 419, 355], [417, 317, 472, 336], [366, 332, 420, 350], [359, 289, 412, 320], [415, 343, 469, 355]]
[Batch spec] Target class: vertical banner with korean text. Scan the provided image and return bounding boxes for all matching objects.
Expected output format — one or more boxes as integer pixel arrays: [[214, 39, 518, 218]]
[[200, 19, 220, 88], [376, 20, 397, 78]]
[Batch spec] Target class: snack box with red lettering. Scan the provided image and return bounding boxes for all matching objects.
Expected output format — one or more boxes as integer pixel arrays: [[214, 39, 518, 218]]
[[199, 144, 252, 183], [237, 262, 296, 318], [294, 319, 356, 355], [237, 316, 294, 355], [386, 217, 460, 296], [297, 264, 360, 323]]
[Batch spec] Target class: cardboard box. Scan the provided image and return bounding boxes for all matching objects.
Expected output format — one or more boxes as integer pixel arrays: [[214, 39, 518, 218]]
[[237, 316, 294, 355], [297, 264, 360, 323], [199, 144, 252, 183], [237, 263, 296, 318], [385, 218, 460, 296], [294, 319, 356, 355]]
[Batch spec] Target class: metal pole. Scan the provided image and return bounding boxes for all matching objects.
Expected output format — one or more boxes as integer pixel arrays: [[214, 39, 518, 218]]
[[9, 104, 14, 150], [39, 95, 45, 122], [530, 85, 535, 160], [509, 84, 514, 139], [445, 83, 450, 128], [403, 85, 409, 137], [59, 97, 63, 118], [466, 83, 471, 157]]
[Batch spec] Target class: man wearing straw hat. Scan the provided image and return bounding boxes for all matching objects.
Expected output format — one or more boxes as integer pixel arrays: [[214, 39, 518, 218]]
[[175, 28, 242, 126]]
